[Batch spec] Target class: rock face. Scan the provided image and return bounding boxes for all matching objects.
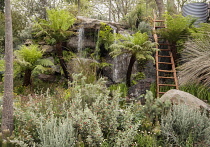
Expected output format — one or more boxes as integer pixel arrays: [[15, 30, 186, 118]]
[[160, 89, 210, 110], [34, 16, 157, 98]]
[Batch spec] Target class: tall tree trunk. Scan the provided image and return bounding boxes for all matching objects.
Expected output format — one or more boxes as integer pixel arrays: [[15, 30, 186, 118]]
[[2, 0, 14, 138], [40, 0, 47, 19], [23, 69, 32, 86], [126, 54, 136, 87], [109, 0, 111, 21], [56, 42, 72, 81], [78, 0, 81, 15], [155, 0, 165, 18], [167, 0, 178, 15]]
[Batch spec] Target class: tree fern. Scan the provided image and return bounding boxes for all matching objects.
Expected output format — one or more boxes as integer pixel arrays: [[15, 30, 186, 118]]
[[14, 44, 55, 86], [34, 9, 75, 43], [110, 31, 157, 87], [15, 45, 42, 66], [33, 9, 75, 80]]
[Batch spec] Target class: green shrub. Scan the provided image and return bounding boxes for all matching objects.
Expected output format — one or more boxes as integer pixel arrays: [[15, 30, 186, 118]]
[[134, 132, 159, 147], [109, 83, 128, 98], [161, 104, 210, 146]]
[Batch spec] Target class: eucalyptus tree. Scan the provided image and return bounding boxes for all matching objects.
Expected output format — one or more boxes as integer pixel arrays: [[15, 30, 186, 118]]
[[110, 32, 157, 87], [167, 0, 178, 14], [91, 0, 138, 22], [1, 0, 14, 138], [11, 0, 66, 21], [154, 0, 165, 18]]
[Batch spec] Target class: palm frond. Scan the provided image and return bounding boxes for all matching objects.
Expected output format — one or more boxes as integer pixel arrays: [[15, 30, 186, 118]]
[[178, 35, 210, 86]]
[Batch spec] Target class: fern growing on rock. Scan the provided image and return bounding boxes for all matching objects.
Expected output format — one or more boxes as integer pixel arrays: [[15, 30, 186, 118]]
[[110, 32, 157, 87]]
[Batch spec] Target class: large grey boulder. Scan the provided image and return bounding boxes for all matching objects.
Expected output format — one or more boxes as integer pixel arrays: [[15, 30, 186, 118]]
[[160, 89, 210, 110]]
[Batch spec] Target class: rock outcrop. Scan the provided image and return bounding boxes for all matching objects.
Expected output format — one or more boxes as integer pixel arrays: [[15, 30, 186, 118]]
[[160, 89, 210, 110]]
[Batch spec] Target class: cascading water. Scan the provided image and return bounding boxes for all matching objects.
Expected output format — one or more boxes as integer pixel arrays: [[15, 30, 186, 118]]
[[111, 25, 128, 83], [112, 26, 119, 82], [77, 27, 84, 57]]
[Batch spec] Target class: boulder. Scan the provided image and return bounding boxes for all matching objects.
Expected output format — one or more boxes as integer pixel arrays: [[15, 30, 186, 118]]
[[160, 89, 210, 110], [38, 74, 55, 82], [41, 45, 54, 53], [76, 16, 126, 30]]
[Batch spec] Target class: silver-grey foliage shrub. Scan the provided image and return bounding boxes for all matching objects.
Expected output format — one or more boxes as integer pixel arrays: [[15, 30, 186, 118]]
[[37, 114, 76, 147], [161, 104, 210, 146]]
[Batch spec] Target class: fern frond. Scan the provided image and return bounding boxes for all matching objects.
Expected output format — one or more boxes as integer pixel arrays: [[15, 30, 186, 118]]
[[37, 59, 54, 67], [32, 65, 47, 75], [14, 58, 32, 69], [0, 59, 4, 72], [136, 54, 146, 60]]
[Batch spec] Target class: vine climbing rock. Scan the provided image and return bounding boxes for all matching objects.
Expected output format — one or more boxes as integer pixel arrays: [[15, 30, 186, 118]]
[[160, 89, 210, 111]]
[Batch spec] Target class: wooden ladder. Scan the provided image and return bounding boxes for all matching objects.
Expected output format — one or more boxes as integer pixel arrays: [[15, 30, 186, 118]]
[[153, 17, 179, 98]]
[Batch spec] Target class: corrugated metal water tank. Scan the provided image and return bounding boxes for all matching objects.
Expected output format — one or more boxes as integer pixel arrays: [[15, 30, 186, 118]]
[[182, 2, 209, 24]]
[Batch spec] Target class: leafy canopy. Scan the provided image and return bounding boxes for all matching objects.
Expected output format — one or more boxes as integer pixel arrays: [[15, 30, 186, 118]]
[[158, 13, 195, 43], [97, 22, 115, 50], [33, 9, 76, 43], [110, 32, 157, 61], [14, 44, 54, 76]]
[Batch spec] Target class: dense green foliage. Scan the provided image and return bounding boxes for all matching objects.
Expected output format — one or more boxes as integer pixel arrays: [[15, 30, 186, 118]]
[[110, 32, 157, 61], [158, 13, 195, 43], [33, 9, 75, 44]]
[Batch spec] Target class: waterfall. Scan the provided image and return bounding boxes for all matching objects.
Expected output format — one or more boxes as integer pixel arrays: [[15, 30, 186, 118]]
[[77, 27, 84, 57], [111, 25, 120, 82]]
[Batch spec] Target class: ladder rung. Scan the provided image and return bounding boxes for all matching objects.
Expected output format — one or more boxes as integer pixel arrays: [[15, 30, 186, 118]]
[[155, 26, 165, 28], [158, 62, 172, 64], [158, 43, 172, 46], [154, 20, 164, 22], [158, 69, 174, 72], [159, 76, 175, 79], [158, 84, 177, 87], [157, 37, 165, 39], [158, 55, 171, 57], [159, 49, 171, 51]]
